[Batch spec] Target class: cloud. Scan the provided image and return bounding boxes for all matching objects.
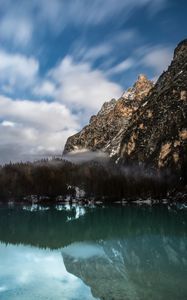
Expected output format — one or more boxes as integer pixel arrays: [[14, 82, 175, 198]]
[[53, 0, 167, 26], [106, 58, 134, 75], [0, 16, 33, 46], [111, 30, 138, 45], [0, 47, 124, 163], [0, 0, 167, 42], [0, 96, 78, 130], [33, 80, 56, 97], [1, 120, 15, 127], [76, 44, 113, 62], [63, 149, 109, 163], [140, 46, 173, 74], [0, 50, 39, 92], [49, 56, 123, 113], [71, 29, 137, 67], [0, 95, 79, 163]]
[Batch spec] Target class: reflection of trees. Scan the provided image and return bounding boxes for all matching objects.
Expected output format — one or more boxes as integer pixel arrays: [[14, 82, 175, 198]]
[[0, 205, 186, 249], [0, 205, 187, 299]]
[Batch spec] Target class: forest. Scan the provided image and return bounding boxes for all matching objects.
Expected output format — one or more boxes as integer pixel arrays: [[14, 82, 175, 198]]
[[0, 158, 185, 203]]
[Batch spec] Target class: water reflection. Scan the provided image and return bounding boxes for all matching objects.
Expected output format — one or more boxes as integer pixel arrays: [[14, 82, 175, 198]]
[[63, 242, 105, 259], [62, 237, 187, 300], [0, 204, 187, 300], [0, 243, 96, 300]]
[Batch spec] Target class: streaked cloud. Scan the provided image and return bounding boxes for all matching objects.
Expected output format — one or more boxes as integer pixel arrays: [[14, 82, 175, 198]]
[[71, 29, 137, 66], [49, 56, 123, 112], [141, 46, 173, 74], [45, 0, 167, 26], [0, 16, 33, 46], [76, 44, 113, 62], [106, 58, 135, 75], [0, 50, 39, 92], [0, 0, 167, 43]]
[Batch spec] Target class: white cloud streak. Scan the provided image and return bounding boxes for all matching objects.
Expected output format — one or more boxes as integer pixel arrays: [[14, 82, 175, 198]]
[[0, 0, 167, 44], [106, 58, 135, 75], [0, 50, 39, 91], [0, 16, 33, 46], [76, 44, 113, 62], [141, 46, 173, 74], [45, 0, 167, 26], [49, 56, 123, 112], [71, 29, 137, 65]]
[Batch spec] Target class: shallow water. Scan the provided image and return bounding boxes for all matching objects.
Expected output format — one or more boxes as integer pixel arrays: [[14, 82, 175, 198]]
[[0, 203, 187, 300]]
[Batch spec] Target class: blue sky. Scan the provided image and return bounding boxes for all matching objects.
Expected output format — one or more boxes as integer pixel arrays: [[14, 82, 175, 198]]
[[0, 0, 186, 163]]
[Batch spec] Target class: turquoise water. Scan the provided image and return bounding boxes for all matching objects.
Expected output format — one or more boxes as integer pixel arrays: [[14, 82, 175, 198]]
[[0, 203, 187, 300]]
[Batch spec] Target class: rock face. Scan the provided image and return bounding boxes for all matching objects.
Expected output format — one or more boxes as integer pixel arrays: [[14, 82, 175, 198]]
[[120, 39, 187, 171], [63, 74, 154, 156], [64, 39, 187, 173]]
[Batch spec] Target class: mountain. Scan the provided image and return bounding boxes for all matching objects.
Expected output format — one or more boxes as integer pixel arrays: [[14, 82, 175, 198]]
[[120, 39, 187, 172], [64, 74, 154, 156], [64, 40, 187, 176]]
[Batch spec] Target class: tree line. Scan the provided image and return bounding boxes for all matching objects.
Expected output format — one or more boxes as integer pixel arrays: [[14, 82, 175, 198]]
[[0, 158, 184, 202]]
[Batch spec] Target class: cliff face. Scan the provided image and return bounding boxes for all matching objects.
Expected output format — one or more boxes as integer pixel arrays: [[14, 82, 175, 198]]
[[64, 39, 187, 173], [63, 74, 154, 156], [120, 39, 187, 171]]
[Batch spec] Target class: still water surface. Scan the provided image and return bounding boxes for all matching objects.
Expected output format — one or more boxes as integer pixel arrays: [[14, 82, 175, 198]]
[[0, 203, 187, 300]]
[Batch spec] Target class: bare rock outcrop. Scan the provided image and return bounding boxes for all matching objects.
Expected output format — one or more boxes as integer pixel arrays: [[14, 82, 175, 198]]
[[120, 39, 187, 172], [63, 75, 153, 156]]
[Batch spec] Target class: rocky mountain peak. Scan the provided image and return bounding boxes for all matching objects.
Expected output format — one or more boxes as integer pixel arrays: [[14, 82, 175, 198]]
[[98, 98, 116, 116], [174, 39, 187, 60], [63, 74, 153, 155], [137, 74, 148, 81], [119, 39, 187, 171], [122, 74, 153, 101], [64, 39, 187, 176], [135, 73, 152, 90]]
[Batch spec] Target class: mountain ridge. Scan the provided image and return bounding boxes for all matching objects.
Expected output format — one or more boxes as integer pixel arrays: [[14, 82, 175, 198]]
[[119, 39, 187, 172], [63, 39, 187, 178], [64, 74, 154, 156]]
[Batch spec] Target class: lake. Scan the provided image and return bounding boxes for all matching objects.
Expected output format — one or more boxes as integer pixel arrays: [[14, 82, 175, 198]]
[[0, 202, 187, 300]]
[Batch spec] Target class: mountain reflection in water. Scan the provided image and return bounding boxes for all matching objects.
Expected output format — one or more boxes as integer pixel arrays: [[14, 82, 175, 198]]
[[0, 203, 187, 300]]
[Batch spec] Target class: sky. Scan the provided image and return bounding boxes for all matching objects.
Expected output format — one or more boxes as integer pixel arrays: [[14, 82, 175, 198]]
[[0, 0, 186, 163]]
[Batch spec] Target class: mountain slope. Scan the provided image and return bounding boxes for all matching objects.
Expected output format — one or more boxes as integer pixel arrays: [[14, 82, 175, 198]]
[[120, 39, 187, 173], [64, 74, 153, 156], [63, 39, 187, 177]]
